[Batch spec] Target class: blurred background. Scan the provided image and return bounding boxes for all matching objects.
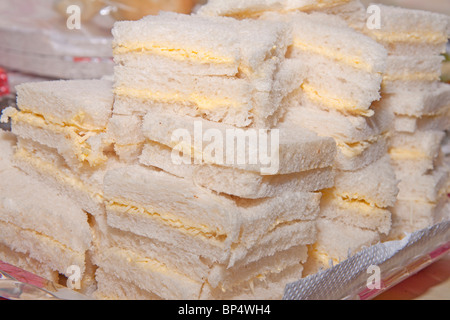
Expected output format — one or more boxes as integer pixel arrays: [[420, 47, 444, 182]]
[[0, 0, 449, 130], [361, 0, 450, 15]]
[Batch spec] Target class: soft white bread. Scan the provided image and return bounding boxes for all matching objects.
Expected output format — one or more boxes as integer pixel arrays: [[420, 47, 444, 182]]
[[363, 4, 450, 55], [0, 132, 92, 253], [0, 168, 92, 253], [107, 114, 145, 163], [0, 220, 87, 278], [113, 11, 291, 78], [333, 155, 399, 208], [198, 0, 353, 18], [267, 11, 387, 117], [282, 104, 394, 143], [375, 82, 450, 117], [382, 55, 444, 84], [14, 80, 114, 130], [94, 268, 162, 300], [93, 222, 307, 300], [199, 263, 304, 300], [141, 111, 337, 175], [112, 12, 297, 128], [140, 141, 335, 199], [396, 165, 449, 203], [314, 0, 366, 30], [394, 109, 450, 133], [389, 130, 446, 174], [0, 243, 60, 284], [4, 107, 109, 169], [91, 212, 213, 283], [319, 190, 392, 235], [113, 57, 305, 129], [13, 138, 121, 217], [307, 218, 381, 268], [103, 164, 319, 267], [334, 131, 388, 171], [0, 130, 17, 171], [388, 195, 449, 240]]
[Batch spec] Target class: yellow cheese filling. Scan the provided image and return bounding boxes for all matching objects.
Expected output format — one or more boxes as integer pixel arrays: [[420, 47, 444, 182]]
[[307, 244, 339, 267], [7, 109, 107, 167], [113, 43, 236, 66], [383, 72, 441, 82], [323, 189, 385, 212], [293, 40, 373, 72], [388, 147, 428, 160], [369, 31, 448, 45], [335, 133, 387, 158], [114, 87, 242, 111], [14, 147, 104, 203], [107, 201, 228, 242], [301, 82, 374, 117]]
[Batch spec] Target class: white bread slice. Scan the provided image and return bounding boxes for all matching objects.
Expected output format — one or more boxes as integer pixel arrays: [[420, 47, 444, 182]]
[[316, 217, 381, 257], [141, 111, 337, 175], [112, 12, 297, 128], [333, 155, 399, 208], [0, 220, 86, 278], [383, 55, 444, 84], [113, 11, 291, 78], [282, 104, 394, 143], [206, 245, 307, 292], [319, 189, 392, 235], [334, 131, 388, 171], [305, 218, 381, 272], [14, 79, 114, 130], [363, 4, 449, 55], [199, 263, 303, 300], [0, 132, 92, 253], [0, 168, 92, 253], [265, 11, 387, 117], [394, 111, 450, 134], [91, 212, 213, 283], [112, 58, 304, 129], [94, 268, 162, 300], [140, 141, 335, 199], [13, 138, 121, 217], [198, 0, 353, 18], [314, 0, 366, 30], [93, 246, 202, 300], [0, 130, 17, 172], [375, 82, 450, 117], [0, 243, 60, 284], [389, 130, 446, 174], [107, 114, 145, 163], [107, 114, 145, 147], [4, 107, 109, 170], [391, 195, 449, 226], [94, 243, 306, 300], [387, 195, 449, 240], [103, 165, 319, 266], [396, 165, 449, 203]]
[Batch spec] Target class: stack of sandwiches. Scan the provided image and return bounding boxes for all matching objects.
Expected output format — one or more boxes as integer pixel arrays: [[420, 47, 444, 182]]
[[200, 0, 400, 274], [91, 12, 338, 300], [361, 4, 450, 240], [0, 0, 448, 300], [0, 81, 119, 294]]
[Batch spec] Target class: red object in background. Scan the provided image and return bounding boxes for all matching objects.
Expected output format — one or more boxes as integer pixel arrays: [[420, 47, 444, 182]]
[[0, 68, 9, 96]]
